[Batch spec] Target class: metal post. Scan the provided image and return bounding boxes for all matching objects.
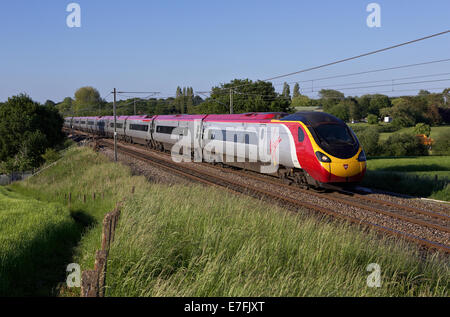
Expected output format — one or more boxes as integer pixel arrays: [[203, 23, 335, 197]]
[[229, 89, 233, 114], [113, 88, 118, 162], [134, 98, 136, 115]]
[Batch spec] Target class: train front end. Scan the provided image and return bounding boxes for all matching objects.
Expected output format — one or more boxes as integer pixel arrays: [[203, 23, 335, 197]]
[[281, 112, 366, 185]]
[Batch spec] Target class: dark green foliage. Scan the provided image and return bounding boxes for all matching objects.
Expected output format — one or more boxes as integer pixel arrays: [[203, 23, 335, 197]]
[[413, 123, 431, 137], [193, 79, 291, 114], [354, 126, 380, 157], [0, 94, 64, 172], [381, 133, 428, 156], [327, 102, 349, 121], [367, 114, 378, 124], [432, 130, 450, 155], [293, 83, 300, 98]]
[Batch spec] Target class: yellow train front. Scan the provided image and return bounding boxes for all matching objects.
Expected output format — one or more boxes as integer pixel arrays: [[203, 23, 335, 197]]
[[279, 112, 366, 186]]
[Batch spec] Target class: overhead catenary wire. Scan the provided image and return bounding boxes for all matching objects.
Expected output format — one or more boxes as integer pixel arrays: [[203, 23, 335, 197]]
[[209, 30, 450, 93]]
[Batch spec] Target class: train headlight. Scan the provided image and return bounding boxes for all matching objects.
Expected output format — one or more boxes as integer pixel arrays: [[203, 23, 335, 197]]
[[357, 150, 366, 162], [315, 151, 332, 163]]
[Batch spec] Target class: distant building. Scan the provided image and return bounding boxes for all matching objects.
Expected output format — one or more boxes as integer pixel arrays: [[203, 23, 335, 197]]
[[384, 116, 392, 123]]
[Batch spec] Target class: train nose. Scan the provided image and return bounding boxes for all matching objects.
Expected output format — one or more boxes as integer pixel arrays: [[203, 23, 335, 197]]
[[327, 159, 366, 182]]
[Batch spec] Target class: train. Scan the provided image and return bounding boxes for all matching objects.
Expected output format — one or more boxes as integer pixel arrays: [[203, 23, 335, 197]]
[[64, 112, 366, 187]]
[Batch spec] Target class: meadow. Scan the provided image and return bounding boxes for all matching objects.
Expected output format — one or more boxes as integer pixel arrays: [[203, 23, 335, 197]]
[[1, 146, 448, 296], [362, 156, 450, 201]]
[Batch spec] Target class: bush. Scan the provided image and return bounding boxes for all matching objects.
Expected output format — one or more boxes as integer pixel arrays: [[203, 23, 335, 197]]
[[354, 126, 380, 157], [41, 148, 61, 164], [432, 130, 450, 155], [380, 133, 428, 156], [367, 114, 378, 125], [413, 123, 431, 137]]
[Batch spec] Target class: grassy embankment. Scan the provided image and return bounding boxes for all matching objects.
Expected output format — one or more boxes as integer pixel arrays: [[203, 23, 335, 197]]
[[0, 186, 78, 296], [2, 146, 448, 296]]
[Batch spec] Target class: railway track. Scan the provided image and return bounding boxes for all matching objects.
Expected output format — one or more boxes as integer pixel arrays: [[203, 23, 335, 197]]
[[65, 129, 450, 253]]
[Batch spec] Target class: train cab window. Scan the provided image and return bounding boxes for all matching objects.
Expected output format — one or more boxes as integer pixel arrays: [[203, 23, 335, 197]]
[[298, 127, 305, 142]]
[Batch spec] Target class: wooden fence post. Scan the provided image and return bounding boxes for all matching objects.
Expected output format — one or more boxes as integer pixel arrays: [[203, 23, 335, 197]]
[[81, 270, 99, 297], [95, 250, 108, 297]]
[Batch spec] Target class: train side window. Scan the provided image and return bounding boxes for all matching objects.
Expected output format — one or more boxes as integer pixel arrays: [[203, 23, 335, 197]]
[[234, 134, 237, 143], [245, 134, 249, 145], [298, 127, 305, 142]]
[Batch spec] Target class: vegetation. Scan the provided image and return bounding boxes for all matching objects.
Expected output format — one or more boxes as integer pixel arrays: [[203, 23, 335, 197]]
[[2, 146, 448, 296], [107, 181, 449, 297], [0, 186, 79, 296], [0, 94, 65, 173], [363, 156, 450, 201]]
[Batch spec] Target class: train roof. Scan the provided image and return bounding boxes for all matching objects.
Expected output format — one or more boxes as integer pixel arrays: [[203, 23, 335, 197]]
[[280, 111, 345, 127]]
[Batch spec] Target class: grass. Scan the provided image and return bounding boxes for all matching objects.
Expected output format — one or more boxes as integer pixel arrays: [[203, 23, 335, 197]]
[[106, 185, 449, 297], [0, 187, 79, 296], [7, 146, 149, 296], [378, 125, 450, 142], [362, 156, 450, 201], [3, 146, 449, 296]]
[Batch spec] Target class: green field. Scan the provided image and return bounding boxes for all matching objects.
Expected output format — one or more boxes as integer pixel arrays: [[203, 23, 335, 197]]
[[362, 156, 450, 201], [379, 125, 450, 142], [1, 146, 448, 296]]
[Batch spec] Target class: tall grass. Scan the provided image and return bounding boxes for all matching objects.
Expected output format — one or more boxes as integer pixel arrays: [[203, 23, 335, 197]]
[[0, 187, 78, 296], [106, 185, 449, 297], [8, 146, 149, 295], [5, 146, 449, 296]]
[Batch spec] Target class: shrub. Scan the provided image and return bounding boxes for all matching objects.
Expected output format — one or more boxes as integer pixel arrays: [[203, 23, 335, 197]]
[[367, 114, 378, 125], [354, 126, 380, 157], [380, 133, 428, 156], [413, 123, 431, 137], [432, 130, 450, 155], [41, 148, 61, 164]]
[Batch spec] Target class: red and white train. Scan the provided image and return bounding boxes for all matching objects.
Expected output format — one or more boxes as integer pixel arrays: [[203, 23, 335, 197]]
[[65, 112, 366, 187]]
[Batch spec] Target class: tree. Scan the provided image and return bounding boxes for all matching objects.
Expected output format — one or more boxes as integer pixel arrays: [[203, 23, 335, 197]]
[[293, 83, 301, 98], [354, 126, 380, 156], [319, 89, 345, 111], [413, 123, 431, 137], [367, 114, 378, 125], [291, 95, 314, 108], [196, 79, 291, 114], [327, 102, 349, 122], [381, 133, 427, 156], [0, 94, 64, 171], [44, 100, 56, 107], [368, 94, 391, 116], [56, 97, 74, 115], [282, 82, 291, 100], [74, 86, 102, 114]]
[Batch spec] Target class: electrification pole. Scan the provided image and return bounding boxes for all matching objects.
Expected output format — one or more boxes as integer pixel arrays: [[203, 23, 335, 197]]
[[134, 98, 136, 115], [113, 88, 117, 162]]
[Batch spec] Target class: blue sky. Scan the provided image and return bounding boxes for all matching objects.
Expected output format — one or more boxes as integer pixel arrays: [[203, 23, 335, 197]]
[[0, 0, 449, 103]]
